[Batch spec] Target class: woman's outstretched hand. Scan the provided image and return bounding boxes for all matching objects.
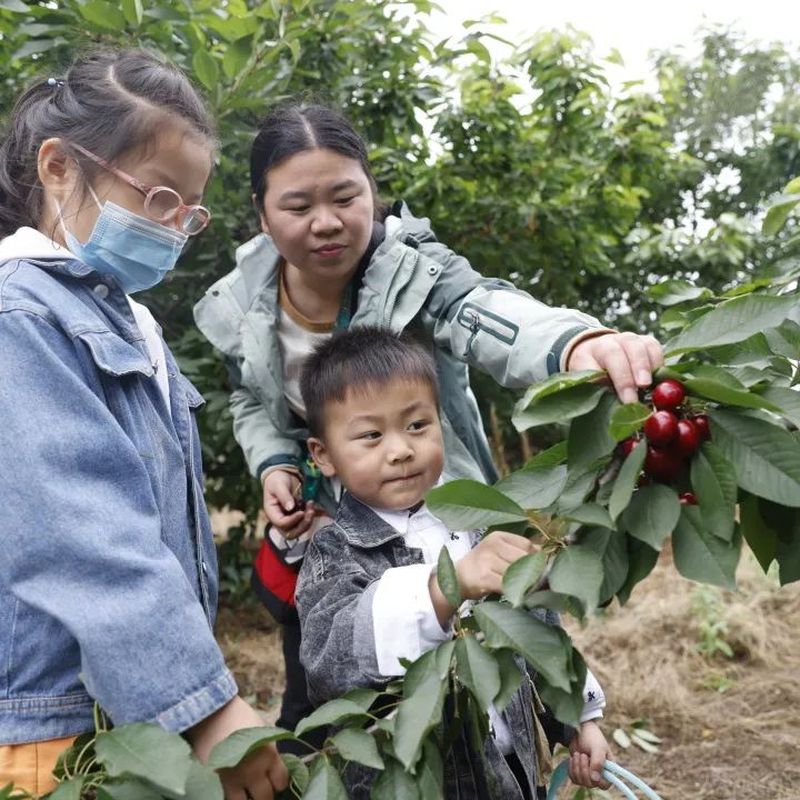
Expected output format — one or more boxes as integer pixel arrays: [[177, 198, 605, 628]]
[[567, 331, 664, 404]]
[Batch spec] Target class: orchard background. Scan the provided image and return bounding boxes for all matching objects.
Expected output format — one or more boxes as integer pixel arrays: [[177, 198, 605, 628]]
[[2, 1, 800, 798]]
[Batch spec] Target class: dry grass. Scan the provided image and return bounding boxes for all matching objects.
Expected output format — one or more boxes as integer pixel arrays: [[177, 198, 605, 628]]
[[216, 545, 800, 798], [564, 547, 800, 799]]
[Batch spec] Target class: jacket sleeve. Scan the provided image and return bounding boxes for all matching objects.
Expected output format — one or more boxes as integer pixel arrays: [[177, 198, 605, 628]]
[[0, 309, 237, 731], [416, 238, 612, 388], [194, 283, 300, 479], [296, 534, 390, 705], [227, 371, 301, 479]]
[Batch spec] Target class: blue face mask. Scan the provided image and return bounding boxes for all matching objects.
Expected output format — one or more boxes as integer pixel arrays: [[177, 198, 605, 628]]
[[61, 200, 188, 294]]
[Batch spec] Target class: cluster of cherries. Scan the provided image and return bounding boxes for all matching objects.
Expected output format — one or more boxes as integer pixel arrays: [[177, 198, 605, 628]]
[[620, 379, 710, 505]]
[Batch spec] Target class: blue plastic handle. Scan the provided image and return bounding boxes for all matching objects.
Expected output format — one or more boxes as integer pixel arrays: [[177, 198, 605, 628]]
[[546, 759, 663, 800]]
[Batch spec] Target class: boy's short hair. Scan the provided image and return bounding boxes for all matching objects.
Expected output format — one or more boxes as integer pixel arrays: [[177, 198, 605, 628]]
[[300, 326, 439, 438]]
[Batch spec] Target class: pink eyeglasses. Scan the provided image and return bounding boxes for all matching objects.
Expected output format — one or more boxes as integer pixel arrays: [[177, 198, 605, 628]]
[[70, 143, 212, 235]]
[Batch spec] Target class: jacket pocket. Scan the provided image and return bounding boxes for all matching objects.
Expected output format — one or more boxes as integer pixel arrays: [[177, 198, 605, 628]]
[[456, 302, 519, 358], [74, 330, 154, 378], [177, 373, 205, 410]]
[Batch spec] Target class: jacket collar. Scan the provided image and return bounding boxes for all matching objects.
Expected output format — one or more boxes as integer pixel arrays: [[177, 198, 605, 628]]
[[333, 492, 407, 549], [0, 226, 93, 279]]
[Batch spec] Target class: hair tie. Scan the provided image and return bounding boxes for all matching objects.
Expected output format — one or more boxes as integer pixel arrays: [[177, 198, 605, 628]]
[[46, 78, 65, 89]]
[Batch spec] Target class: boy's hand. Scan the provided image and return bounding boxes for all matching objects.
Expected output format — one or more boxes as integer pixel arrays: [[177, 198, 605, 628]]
[[187, 696, 289, 800], [568, 720, 611, 789], [456, 530, 536, 600], [262, 469, 315, 540]]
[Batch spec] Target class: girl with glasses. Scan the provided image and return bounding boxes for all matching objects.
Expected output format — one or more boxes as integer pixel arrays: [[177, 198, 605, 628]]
[[0, 49, 287, 800]]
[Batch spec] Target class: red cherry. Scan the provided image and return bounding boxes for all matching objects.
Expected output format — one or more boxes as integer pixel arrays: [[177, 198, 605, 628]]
[[679, 492, 698, 505], [693, 414, 711, 441], [643, 410, 679, 447], [644, 446, 683, 481], [652, 379, 686, 410], [620, 438, 638, 457], [676, 419, 700, 457]]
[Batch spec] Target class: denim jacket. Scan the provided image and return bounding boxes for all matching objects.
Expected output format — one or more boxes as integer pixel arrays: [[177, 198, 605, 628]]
[[296, 492, 573, 800], [194, 204, 608, 512], [0, 236, 237, 744]]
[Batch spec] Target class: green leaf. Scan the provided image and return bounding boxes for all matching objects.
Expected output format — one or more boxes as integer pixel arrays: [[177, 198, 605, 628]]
[[555, 464, 601, 513], [666, 294, 798, 355], [436, 546, 461, 609], [329, 728, 384, 770], [426, 480, 528, 529], [609, 439, 647, 520], [709, 408, 800, 507], [121, 0, 143, 26], [502, 551, 548, 606], [568, 391, 619, 467], [303, 757, 348, 800], [739, 495, 777, 572], [513, 383, 607, 431], [95, 724, 192, 796], [763, 192, 800, 236], [524, 589, 585, 618], [758, 386, 800, 428], [417, 738, 444, 800], [97, 781, 162, 800], [682, 375, 781, 412], [295, 699, 368, 737], [340, 687, 380, 711], [208, 726, 293, 768], [494, 465, 568, 510], [536, 646, 587, 728], [371, 757, 421, 800], [394, 656, 447, 770], [282, 753, 310, 793], [493, 650, 523, 712], [616, 536, 659, 605], [578, 527, 629, 603], [620, 484, 681, 550], [222, 36, 253, 79], [455, 635, 502, 712], [609, 402, 650, 441], [48, 778, 85, 800], [561, 503, 614, 529], [515, 370, 605, 407], [673, 505, 741, 589], [524, 441, 568, 468], [646, 279, 713, 306], [548, 545, 604, 611], [171, 759, 224, 800], [78, 0, 126, 30], [474, 602, 572, 691], [193, 49, 220, 92], [776, 520, 800, 585], [691, 443, 737, 542]]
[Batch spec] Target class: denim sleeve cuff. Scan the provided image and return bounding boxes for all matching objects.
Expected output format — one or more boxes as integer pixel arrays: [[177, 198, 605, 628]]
[[371, 564, 452, 676], [151, 668, 239, 733]]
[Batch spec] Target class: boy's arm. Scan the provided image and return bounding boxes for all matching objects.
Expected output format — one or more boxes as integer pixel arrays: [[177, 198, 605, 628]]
[[296, 539, 395, 704]]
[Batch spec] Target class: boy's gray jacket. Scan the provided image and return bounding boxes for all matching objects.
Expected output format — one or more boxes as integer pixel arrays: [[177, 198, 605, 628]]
[[296, 491, 573, 799], [194, 204, 606, 496]]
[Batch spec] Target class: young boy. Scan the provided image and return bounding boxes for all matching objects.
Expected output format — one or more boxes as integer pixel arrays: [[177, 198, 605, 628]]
[[295, 326, 609, 800]]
